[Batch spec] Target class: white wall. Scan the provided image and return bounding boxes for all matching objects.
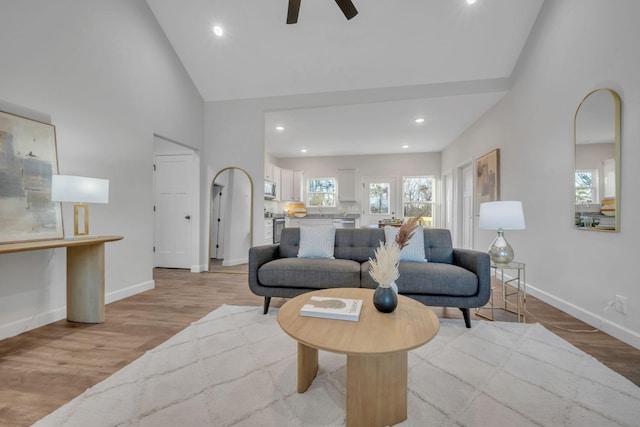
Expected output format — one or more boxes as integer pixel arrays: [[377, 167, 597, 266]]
[[224, 169, 252, 266], [0, 0, 204, 339], [442, 0, 640, 348]]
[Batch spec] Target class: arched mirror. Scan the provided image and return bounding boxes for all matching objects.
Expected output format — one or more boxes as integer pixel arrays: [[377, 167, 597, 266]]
[[209, 167, 253, 271], [574, 88, 621, 232]]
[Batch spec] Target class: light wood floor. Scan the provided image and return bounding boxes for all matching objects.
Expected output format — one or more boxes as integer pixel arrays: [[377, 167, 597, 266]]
[[1, 268, 639, 426]]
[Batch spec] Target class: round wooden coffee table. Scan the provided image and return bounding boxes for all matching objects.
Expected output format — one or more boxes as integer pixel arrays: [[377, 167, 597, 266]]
[[278, 288, 439, 427]]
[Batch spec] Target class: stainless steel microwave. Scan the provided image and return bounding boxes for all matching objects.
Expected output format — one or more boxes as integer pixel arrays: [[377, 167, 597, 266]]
[[264, 179, 276, 199]]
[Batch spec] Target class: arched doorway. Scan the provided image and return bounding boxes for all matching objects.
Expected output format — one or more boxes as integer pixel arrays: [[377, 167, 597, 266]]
[[208, 167, 253, 271]]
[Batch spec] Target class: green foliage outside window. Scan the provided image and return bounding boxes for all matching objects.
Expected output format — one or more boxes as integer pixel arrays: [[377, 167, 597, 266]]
[[575, 171, 595, 203], [308, 178, 336, 207], [403, 176, 434, 226]]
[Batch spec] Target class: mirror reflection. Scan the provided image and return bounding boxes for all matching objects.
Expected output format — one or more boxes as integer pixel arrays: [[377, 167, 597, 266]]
[[574, 88, 621, 232]]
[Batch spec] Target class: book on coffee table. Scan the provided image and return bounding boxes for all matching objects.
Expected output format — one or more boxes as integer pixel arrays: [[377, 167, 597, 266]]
[[300, 296, 363, 321]]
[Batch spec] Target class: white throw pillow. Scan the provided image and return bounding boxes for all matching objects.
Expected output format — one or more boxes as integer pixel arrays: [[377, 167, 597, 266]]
[[384, 225, 428, 262], [298, 225, 336, 259]]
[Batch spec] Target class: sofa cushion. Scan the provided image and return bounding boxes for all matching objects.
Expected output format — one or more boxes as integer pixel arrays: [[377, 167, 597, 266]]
[[280, 227, 384, 262], [399, 262, 478, 296], [384, 225, 428, 262], [360, 260, 477, 297], [297, 225, 336, 259], [258, 258, 361, 289], [333, 228, 384, 262], [423, 228, 454, 264]]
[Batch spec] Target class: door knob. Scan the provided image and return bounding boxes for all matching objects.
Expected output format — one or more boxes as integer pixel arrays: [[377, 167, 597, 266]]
[[185, 215, 191, 220]]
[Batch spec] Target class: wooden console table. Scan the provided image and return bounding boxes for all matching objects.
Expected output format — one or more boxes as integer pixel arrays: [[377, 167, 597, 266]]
[[0, 236, 124, 323]]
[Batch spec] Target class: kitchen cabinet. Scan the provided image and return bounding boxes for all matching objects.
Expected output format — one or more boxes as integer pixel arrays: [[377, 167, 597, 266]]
[[264, 162, 282, 201], [285, 218, 333, 227], [264, 219, 273, 244], [265, 162, 278, 181], [337, 169, 357, 202], [273, 165, 281, 201], [281, 169, 303, 202]]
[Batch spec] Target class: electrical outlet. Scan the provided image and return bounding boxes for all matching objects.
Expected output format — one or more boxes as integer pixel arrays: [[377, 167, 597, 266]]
[[615, 295, 628, 315]]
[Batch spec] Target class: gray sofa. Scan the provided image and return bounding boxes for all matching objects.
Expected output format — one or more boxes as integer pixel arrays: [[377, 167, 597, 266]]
[[248, 227, 490, 327]]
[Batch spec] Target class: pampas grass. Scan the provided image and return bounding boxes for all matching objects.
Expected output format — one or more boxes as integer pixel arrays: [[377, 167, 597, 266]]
[[369, 217, 422, 287], [368, 241, 401, 287]]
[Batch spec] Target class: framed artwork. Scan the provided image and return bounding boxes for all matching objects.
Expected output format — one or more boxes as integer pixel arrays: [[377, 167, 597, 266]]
[[0, 110, 63, 243], [475, 149, 500, 214]]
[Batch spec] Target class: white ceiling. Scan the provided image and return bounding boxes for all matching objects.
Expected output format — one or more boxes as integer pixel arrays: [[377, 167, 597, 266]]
[[146, 0, 544, 158]]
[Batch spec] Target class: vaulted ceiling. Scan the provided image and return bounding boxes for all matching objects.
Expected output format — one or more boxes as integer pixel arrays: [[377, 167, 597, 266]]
[[146, 0, 544, 158]]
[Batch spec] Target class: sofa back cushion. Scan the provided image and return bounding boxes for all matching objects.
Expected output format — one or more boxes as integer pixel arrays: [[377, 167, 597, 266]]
[[280, 227, 384, 262], [423, 228, 453, 264], [280, 227, 453, 264], [334, 228, 384, 262]]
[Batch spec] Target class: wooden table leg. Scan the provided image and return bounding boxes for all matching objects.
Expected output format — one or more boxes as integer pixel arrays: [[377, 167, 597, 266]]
[[297, 342, 318, 393], [66, 242, 105, 323], [346, 352, 408, 427]]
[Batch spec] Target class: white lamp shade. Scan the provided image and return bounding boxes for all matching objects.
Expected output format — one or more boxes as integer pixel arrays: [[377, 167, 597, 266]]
[[51, 175, 109, 204], [479, 201, 525, 230]]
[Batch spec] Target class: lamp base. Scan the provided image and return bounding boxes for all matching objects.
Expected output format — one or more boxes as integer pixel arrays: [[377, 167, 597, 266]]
[[488, 229, 515, 264]]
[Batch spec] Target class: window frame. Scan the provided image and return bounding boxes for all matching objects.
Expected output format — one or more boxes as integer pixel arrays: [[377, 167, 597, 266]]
[[575, 169, 599, 204], [307, 177, 337, 207], [402, 175, 435, 227]]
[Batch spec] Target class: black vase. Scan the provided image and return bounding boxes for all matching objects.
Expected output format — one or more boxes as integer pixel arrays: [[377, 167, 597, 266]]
[[373, 285, 398, 313]]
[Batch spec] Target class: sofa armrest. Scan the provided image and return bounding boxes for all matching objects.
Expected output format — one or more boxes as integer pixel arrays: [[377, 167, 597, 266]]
[[452, 249, 491, 303], [248, 244, 280, 291]]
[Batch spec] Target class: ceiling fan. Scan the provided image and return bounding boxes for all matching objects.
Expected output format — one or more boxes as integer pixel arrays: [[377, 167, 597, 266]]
[[287, 0, 358, 24]]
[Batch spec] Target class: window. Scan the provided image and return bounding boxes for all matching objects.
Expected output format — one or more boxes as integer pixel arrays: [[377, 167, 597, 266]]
[[575, 169, 598, 204], [402, 176, 434, 226], [308, 178, 336, 207], [368, 182, 391, 214]]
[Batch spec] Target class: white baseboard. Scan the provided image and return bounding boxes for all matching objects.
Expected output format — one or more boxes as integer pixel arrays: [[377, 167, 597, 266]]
[[105, 280, 155, 304], [191, 264, 207, 273], [0, 280, 155, 341], [501, 275, 640, 350], [222, 257, 248, 267], [0, 307, 67, 341]]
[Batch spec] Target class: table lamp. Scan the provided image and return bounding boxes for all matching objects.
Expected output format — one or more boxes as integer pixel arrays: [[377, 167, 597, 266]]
[[478, 201, 525, 264], [51, 175, 109, 239]]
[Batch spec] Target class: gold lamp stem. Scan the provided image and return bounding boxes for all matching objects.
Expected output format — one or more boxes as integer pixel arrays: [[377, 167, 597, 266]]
[[73, 203, 90, 237]]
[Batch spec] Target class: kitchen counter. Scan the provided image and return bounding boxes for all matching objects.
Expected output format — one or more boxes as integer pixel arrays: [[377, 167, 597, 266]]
[[288, 213, 360, 219]]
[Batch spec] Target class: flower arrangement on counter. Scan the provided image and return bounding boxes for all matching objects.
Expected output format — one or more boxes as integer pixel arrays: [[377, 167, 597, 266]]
[[368, 216, 421, 288]]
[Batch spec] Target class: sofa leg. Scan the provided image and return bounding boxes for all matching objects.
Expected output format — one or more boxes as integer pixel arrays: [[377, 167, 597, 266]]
[[263, 297, 271, 314], [459, 308, 471, 328]]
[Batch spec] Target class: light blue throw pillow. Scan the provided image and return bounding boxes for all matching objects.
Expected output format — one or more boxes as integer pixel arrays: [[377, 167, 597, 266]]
[[384, 225, 428, 262], [298, 225, 336, 259]]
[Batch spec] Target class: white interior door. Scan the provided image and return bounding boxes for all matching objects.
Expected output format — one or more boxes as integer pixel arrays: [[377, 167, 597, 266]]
[[361, 176, 397, 227], [461, 164, 474, 249], [154, 153, 192, 268]]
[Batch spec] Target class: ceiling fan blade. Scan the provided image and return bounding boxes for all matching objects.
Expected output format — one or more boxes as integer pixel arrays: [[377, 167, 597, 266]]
[[335, 0, 358, 20], [287, 0, 301, 24]]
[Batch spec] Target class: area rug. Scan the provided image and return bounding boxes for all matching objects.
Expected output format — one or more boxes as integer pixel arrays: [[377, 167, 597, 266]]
[[34, 305, 640, 426]]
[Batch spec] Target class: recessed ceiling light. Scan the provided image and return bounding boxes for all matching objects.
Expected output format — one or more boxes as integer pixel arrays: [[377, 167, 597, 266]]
[[466, 0, 477, 5], [213, 25, 224, 37], [300, 149, 307, 153], [414, 118, 425, 124], [276, 126, 285, 131], [402, 145, 409, 149]]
